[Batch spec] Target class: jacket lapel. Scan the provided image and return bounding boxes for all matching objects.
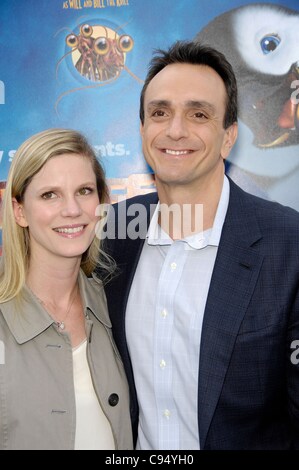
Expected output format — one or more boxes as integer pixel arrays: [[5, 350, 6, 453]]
[[118, 192, 158, 337], [198, 181, 264, 448]]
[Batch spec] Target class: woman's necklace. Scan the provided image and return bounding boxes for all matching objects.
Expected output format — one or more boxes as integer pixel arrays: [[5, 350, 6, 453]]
[[28, 285, 78, 330]]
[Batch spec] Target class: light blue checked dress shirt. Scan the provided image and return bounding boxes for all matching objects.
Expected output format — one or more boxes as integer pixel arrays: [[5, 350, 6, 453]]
[[126, 177, 230, 450]]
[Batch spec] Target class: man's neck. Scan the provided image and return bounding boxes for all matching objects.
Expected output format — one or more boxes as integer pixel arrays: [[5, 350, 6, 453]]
[[155, 173, 224, 239]]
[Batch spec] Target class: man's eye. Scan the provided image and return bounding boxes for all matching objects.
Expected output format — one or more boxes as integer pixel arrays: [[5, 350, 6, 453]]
[[152, 110, 166, 117], [41, 192, 56, 200], [194, 112, 207, 119]]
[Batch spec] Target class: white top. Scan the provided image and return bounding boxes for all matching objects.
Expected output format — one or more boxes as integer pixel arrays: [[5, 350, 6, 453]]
[[73, 340, 115, 450], [126, 176, 230, 450]]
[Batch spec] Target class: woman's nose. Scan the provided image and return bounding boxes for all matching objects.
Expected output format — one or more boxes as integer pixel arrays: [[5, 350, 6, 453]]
[[60, 196, 83, 217]]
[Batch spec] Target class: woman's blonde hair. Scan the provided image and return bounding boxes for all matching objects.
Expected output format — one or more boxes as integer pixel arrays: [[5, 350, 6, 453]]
[[0, 128, 111, 302]]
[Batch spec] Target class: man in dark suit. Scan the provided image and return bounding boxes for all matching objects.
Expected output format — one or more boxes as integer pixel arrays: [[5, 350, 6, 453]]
[[100, 41, 299, 449]]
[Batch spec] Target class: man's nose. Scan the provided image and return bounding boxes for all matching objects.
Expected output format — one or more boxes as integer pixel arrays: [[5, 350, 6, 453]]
[[166, 115, 189, 140]]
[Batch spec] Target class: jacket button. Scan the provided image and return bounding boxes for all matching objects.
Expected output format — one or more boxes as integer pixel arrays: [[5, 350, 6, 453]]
[[108, 393, 119, 407]]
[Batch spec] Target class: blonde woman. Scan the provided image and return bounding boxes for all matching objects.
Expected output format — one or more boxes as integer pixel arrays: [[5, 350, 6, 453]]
[[0, 128, 133, 450]]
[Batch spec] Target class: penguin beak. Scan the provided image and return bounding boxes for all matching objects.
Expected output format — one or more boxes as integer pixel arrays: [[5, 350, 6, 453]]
[[277, 99, 298, 130], [277, 63, 299, 131], [250, 61, 299, 148]]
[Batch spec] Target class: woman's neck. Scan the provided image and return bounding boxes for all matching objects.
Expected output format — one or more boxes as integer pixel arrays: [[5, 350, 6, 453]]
[[26, 256, 81, 304]]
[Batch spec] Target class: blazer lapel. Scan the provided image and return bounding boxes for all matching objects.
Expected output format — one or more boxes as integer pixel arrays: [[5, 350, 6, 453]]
[[198, 181, 264, 448], [121, 192, 158, 326]]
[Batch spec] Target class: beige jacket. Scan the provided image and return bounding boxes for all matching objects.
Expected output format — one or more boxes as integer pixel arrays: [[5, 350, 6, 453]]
[[0, 271, 133, 450]]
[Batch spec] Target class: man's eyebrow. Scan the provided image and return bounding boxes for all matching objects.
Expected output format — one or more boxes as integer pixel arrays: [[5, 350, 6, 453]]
[[146, 100, 216, 113], [185, 100, 216, 113], [147, 100, 171, 109]]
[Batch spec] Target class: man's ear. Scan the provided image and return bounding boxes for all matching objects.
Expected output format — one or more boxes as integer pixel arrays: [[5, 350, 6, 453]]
[[12, 198, 29, 228], [221, 122, 238, 160]]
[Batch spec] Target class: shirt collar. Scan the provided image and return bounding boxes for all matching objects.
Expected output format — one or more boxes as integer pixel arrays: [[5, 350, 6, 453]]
[[147, 175, 230, 250]]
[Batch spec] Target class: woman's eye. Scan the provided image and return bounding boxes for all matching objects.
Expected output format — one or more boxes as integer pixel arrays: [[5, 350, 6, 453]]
[[41, 192, 56, 200], [78, 187, 93, 196]]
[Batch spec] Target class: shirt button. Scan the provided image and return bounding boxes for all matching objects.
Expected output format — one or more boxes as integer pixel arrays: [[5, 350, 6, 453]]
[[160, 359, 166, 369], [161, 309, 168, 318], [108, 393, 119, 407], [170, 262, 177, 271], [163, 409, 171, 419]]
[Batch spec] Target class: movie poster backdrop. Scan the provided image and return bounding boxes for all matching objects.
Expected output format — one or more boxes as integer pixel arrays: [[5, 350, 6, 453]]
[[1, 0, 299, 249]]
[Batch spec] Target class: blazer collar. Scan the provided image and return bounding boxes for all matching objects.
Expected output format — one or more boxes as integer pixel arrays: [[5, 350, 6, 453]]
[[0, 270, 111, 345], [222, 177, 263, 246]]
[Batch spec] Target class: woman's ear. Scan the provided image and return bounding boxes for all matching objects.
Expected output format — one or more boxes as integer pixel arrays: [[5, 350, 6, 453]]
[[12, 198, 29, 228]]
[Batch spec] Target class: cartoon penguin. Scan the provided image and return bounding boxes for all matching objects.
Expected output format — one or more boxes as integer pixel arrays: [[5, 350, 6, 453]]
[[195, 3, 299, 148], [194, 3, 299, 210]]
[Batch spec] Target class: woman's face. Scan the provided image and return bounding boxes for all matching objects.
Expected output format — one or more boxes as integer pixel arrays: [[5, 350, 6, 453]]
[[13, 153, 100, 264]]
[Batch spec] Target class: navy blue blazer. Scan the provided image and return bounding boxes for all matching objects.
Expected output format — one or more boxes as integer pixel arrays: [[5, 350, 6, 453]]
[[100, 179, 299, 449]]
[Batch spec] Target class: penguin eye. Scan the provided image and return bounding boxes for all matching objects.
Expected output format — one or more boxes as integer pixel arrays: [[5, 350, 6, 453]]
[[260, 34, 281, 55]]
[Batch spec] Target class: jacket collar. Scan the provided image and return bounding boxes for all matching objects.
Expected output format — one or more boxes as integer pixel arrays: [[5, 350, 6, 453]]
[[0, 270, 111, 345], [82, 271, 111, 328]]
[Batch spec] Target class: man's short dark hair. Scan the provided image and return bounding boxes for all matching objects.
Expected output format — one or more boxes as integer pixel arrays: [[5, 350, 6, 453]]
[[140, 40, 238, 129]]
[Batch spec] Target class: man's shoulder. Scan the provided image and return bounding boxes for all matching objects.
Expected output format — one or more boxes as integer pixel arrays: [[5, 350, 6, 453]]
[[230, 178, 299, 224]]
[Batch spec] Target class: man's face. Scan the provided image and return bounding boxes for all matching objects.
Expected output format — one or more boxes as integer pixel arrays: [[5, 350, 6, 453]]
[[141, 63, 237, 193]]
